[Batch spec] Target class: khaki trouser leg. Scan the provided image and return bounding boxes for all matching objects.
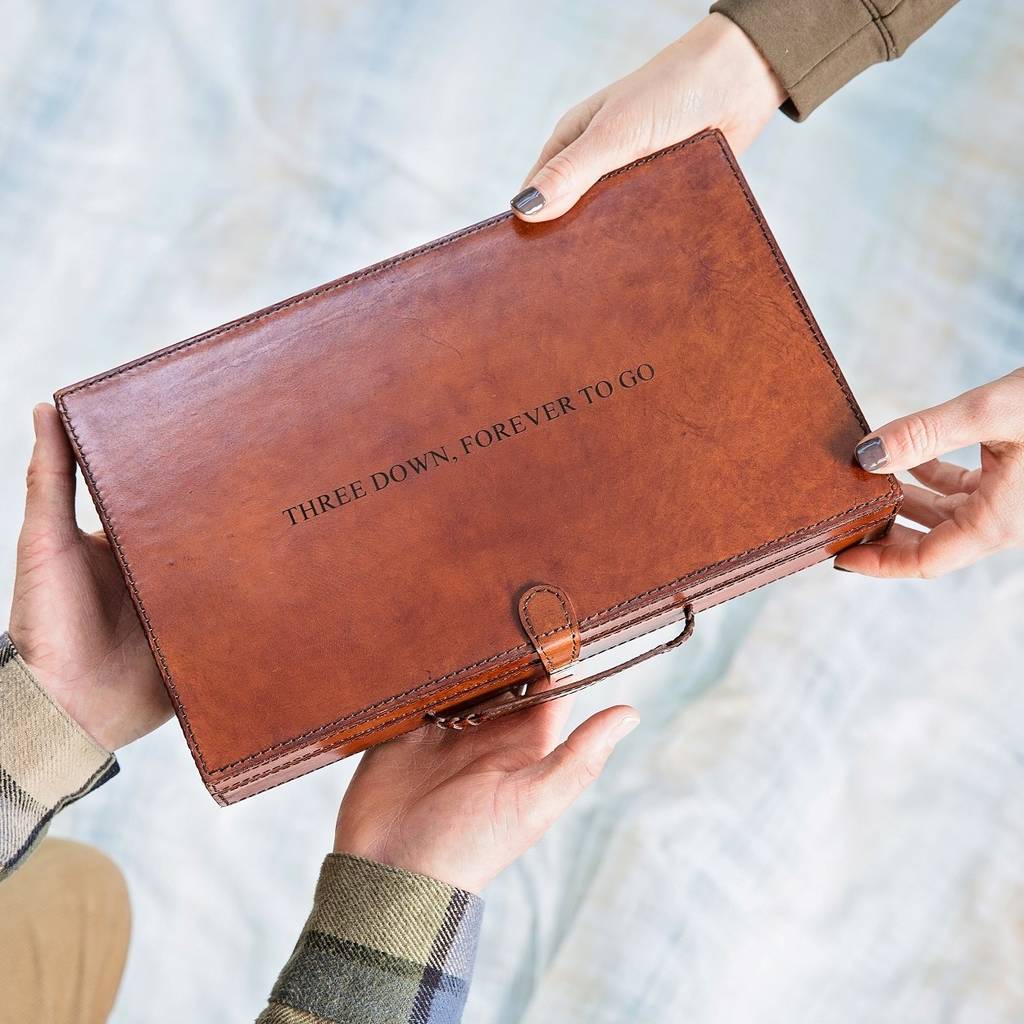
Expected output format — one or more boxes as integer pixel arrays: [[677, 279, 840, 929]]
[[0, 837, 131, 1024]]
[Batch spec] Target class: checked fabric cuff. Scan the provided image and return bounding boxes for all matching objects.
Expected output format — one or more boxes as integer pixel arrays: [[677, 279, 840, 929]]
[[0, 632, 119, 881], [259, 853, 483, 1024]]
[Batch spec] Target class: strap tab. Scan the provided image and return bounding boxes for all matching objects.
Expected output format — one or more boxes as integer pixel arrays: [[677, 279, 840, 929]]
[[517, 584, 580, 675]]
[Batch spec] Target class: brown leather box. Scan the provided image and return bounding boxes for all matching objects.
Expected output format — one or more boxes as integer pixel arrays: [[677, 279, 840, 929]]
[[55, 129, 901, 804]]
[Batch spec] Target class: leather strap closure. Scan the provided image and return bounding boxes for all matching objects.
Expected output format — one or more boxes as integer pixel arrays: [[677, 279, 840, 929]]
[[517, 584, 581, 674], [429, 601, 695, 730]]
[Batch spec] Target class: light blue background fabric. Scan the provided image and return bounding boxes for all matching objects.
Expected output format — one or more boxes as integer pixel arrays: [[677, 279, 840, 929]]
[[1, 1, 1022, 1020]]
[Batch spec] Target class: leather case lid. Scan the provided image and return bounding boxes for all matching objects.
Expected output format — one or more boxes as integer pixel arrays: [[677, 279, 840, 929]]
[[55, 130, 897, 779]]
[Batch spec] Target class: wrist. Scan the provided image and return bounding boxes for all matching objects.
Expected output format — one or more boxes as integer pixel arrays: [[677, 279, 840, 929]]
[[5, 627, 114, 752], [333, 830, 485, 894], [690, 13, 787, 131]]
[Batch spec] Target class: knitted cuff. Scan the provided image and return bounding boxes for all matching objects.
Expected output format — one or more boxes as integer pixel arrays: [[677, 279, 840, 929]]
[[710, 0, 952, 121]]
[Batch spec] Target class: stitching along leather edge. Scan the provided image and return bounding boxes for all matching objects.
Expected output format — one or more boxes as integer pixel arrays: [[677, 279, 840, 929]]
[[212, 490, 899, 780], [211, 491, 901, 794], [55, 394, 207, 769], [217, 504, 898, 794], [217, 511, 896, 798], [55, 129, 901, 780]]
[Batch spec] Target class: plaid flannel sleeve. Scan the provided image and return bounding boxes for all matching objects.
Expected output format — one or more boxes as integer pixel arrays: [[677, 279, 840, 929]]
[[258, 852, 484, 1024], [0, 632, 119, 882]]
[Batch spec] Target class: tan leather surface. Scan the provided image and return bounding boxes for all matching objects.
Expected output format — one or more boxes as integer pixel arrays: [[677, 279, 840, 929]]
[[54, 129, 900, 803]]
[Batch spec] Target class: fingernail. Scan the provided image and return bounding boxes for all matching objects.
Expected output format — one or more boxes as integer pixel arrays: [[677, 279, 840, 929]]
[[833, 564, 852, 573], [855, 435, 888, 472], [31, 405, 40, 438], [608, 715, 640, 746], [511, 186, 545, 215]]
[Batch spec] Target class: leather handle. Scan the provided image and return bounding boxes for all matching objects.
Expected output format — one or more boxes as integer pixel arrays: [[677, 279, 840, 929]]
[[429, 603, 695, 730]]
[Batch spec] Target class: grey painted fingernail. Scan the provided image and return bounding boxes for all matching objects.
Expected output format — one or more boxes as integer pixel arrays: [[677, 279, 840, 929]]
[[833, 564, 852, 573], [855, 435, 888, 472], [511, 186, 545, 215]]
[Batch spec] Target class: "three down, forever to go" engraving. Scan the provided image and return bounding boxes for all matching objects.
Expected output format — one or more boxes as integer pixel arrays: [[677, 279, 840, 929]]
[[280, 363, 655, 527]]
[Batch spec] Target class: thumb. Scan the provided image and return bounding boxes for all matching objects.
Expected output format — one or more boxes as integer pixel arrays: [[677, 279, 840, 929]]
[[854, 376, 1017, 474], [510, 123, 638, 223], [516, 705, 639, 830], [21, 403, 78, 545]]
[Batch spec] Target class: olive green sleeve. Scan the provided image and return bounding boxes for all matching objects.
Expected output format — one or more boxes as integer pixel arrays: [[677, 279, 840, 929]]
[[710, 0, 960, 121]]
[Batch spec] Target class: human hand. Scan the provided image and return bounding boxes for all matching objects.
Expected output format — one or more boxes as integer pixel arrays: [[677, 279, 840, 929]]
[[7, 404, 173, 750], [835, 368, 1024, 578], [510, 13, 785, 221], [334, 692, 639, 893]]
